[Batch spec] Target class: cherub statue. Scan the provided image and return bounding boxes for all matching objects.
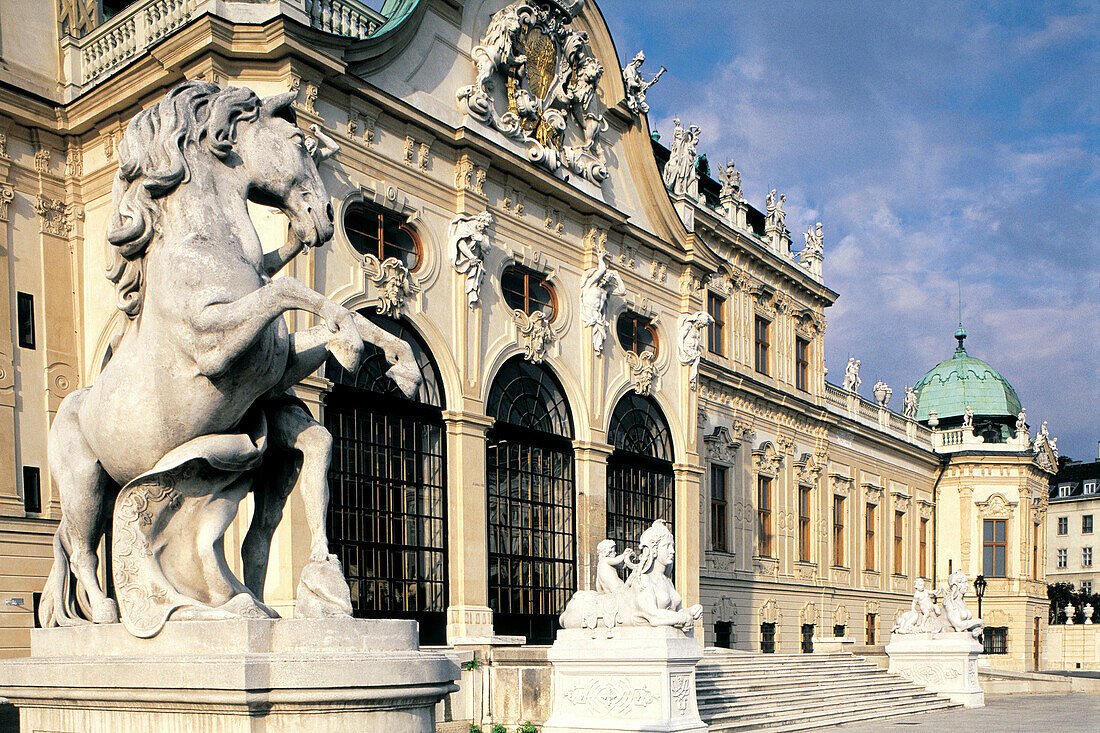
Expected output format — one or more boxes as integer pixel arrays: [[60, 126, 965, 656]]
[[595, 538, 635, 594], [892, 578, 945, 634], [622, 50, 665, 115], [962, 404, 974, 429]]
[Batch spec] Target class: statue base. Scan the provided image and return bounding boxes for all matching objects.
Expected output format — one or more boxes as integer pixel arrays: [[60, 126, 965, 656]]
[[0, 618, 459, 732], [543, 626, 706, 733], [885, 631, 984, 707]]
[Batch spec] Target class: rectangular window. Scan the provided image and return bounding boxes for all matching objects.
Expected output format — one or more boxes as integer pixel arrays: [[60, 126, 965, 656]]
[[799, 485, 812, 562], [715, 621, 732, 649], [833, 495, 845, 566], [1085, 547, 1094, 568], [1084, 581, 1093, 594], [754, 316, 770, 375], [711, 465, 728, 552], [1057, 548, 1067, 568], [833, 624, 846, 638], [1084, 515, 1094, 534], [795, 337, 809, 391], [1057, 517, 1068, 535], [983, 627, 1008, 655], [919, 517, 929, 578], [707, 292, 725, 355], [865, 613, 876, 645], [1058, 484, 1071, 497], [1086, 481, 1097, 496], [1033, 524, 1040, 580], [17, 292, 35, 350], [760, 622, 776, 653], [893, 511, 905, 575], [801, 624, 815, 653], [864, 503, 876, 571], [983, 519, 1007, 577], [758, 476, 773, 557], [22, 466, 41, 514]]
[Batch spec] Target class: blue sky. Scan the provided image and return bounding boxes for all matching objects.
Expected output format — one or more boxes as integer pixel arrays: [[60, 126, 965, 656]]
[[601, 0, 1099, 460]]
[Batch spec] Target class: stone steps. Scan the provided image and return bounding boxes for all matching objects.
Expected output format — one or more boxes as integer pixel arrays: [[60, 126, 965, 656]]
[[697, 651, 961, 732]]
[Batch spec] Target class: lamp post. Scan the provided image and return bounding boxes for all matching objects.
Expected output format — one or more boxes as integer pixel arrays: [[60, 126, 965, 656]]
[[974, 574, 987, 620]]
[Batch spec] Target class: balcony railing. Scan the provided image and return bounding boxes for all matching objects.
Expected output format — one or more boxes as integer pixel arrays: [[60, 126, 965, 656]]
[[66, 0, 385, 92], [823, 380, 933, 450]]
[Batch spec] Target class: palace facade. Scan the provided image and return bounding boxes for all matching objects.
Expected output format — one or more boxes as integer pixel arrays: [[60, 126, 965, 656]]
[[0, 0, 1053, 684]]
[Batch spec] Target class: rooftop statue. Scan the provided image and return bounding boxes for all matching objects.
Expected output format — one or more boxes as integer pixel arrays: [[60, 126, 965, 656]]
[[962, 404, 974, 429], [580, 248, 626, 354], [903, 385, 919, 420], [560, 520, 703, 633], [1015, 408, 1027, 438], [662, 118, 701, 196], [622, 50, 665, 116], [803, 222, 823, 256], [38, 81, 420, 637], [842, 357, 862, 393], [718, 159, 741, 201], [765, 188, 787, 233]]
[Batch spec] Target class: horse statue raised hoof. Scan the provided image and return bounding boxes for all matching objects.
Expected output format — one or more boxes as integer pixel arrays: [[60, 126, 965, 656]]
[[38, 81, 420, 638]]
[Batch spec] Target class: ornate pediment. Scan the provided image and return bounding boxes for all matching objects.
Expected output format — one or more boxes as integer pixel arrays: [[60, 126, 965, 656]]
[[976, 493, 1016, 519], [829, 473, 854, 497], [794, 452, 823, 486], [704, 426, 741, 465], [862, 482, 884, 504], [457, 1, 608, 184], [752, 441, 783, 477]]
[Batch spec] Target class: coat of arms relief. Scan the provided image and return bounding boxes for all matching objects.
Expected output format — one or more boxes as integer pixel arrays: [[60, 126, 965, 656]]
[[457, 1, 609, 184]]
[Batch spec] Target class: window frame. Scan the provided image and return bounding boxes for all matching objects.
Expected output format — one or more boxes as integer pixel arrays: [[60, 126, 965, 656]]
[[864, 502, 876, 571], [1057, 548, 1067, 569], [983, 518, 1007, 578], [500, 264, 558, 319], [1084, 515, 1094, 534], [16, 291, 35, 350], [707, 291, 726, 356], [795, 336, 810, 391], [798, 485, 812, 563], [757, 476, 773, 557], [1085, 547, 1094, 568], [1085, 481, 1097, 496], [754, 315, 770, 375], [616, 311, 658, 357], [832, 495, 846, 567], [343, 202, 421, 269], [919, 517, 928, 578], [711, 464, 729, 553], [893, 510, 905, 575], [1057, 516, 1068, 535]]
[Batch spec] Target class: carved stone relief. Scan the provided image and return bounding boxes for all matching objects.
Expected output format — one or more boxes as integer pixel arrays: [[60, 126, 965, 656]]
[[760, 599, 781, 625], [752, 442, 783, 478], [34, 195, 82, 238], [976, 493, 1015, 519], [0, 184, 13, 222], [626, 350, 657, 395], [456, 1, 609, 184], [704, 426, 740, 465], [449, 211, 493, 308], [677, 311, 712, 390], [362, 255, 420, 316], [712, 596, 736, 623], [512, 309, 557, 362]]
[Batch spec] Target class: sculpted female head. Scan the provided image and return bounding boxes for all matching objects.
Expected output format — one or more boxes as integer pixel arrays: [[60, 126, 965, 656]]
[[636, 519, 675, 576]]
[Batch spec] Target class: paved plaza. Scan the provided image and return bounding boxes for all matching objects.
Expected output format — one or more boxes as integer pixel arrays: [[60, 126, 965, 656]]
[[838, 693, 1100, 732]]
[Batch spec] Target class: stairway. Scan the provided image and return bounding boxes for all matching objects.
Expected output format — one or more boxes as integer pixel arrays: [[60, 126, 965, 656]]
[[697, 649, 961, 731]]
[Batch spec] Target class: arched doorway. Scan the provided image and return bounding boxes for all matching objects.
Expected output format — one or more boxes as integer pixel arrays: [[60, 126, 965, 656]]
[[606, 393, 675, 544], [323, 314, 446, 644], [485, 356, 576, 644]]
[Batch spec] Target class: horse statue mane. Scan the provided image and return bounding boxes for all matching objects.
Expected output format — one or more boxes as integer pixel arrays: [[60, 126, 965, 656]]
[[106, 81, 262, 322]]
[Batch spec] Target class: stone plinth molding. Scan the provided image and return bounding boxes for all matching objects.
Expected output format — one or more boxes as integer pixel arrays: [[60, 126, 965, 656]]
[[886, 631, 984, 707], [544, 626, 706, 733]]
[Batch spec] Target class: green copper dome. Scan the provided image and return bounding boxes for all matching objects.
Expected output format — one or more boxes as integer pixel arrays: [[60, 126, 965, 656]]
[[913, 329, 1022, 423]]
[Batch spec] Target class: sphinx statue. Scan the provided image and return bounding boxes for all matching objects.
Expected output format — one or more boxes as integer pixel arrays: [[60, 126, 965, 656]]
[[37, 81, 421, 638], [560, 520, 703, 633]]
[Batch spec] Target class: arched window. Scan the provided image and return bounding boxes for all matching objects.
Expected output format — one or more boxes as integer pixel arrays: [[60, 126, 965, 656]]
[[500, 265, 556, 318], [343, 202, 420, 269], [485, 357, 575, 644], [616, 311, 658, 356], [606, 393, 675, 544], [323, 314, 445, 644]]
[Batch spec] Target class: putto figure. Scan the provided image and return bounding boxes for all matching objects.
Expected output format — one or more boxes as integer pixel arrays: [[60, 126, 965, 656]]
[[621, 50, 665, 115], [560, 520, 703, 633], [892, 579, 945, 634], [450, 211, 493, 308], [38, 82, 420, 637]]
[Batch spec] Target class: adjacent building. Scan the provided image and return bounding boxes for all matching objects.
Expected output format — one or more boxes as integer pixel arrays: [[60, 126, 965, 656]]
[[1048, 456, 1100, 596], [0, 0, 1056, 684]]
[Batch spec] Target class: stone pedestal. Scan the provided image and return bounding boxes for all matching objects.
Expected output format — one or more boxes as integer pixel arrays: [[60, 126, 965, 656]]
[[886, 631, 984, 707], [543, 626, 706, 733], [812, 636, 856, 653], [0, 618, 460, 732]]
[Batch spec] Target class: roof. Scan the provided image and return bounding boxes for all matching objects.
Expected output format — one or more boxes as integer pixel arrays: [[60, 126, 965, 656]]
[[913, 329, 1022, 422], [1049, 460, 1100, 501]]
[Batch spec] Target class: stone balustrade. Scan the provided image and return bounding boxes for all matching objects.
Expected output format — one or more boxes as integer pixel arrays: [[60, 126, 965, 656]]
[[823, 380, 932, 450], [65, 0, 384, 93]]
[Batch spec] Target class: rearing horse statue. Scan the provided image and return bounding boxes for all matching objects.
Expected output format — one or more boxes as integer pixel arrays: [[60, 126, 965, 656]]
[[39, 81, 420, 637]]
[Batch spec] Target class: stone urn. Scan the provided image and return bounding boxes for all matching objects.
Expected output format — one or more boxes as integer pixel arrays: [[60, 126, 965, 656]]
[[1065, 603, 1075, 625], [928, 409, 939, 428], [1085, 604, 1094, 625]]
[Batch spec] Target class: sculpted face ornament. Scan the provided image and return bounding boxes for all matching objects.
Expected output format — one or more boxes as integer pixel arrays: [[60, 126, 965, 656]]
[[38, 81, 422, 637], [456, 1, 609, 184]]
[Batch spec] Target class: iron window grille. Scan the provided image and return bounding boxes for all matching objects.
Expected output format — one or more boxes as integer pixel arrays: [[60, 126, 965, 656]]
[[983, 627, 1008, 655], [760, 622, 776, 653], [715, 621, 732, 649], [486, 357, 576, 644], [606, 393, 675, 547], [801, 624, 815, 653], [323, 315, 447, 644], [866, 613, 876, 645], [834, 624, 846, 638]]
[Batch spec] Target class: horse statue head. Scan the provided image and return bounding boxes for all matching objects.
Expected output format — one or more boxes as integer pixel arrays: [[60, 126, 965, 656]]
[[106, 80, 334, 321]]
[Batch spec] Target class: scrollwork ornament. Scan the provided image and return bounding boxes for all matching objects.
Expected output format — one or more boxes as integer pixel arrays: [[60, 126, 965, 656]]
[[362, 254, 420, 317]]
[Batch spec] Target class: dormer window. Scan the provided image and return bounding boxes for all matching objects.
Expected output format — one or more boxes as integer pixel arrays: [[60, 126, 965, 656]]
[[1058, 484, 1072, 498], [1085, 481, 1097, 496]]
